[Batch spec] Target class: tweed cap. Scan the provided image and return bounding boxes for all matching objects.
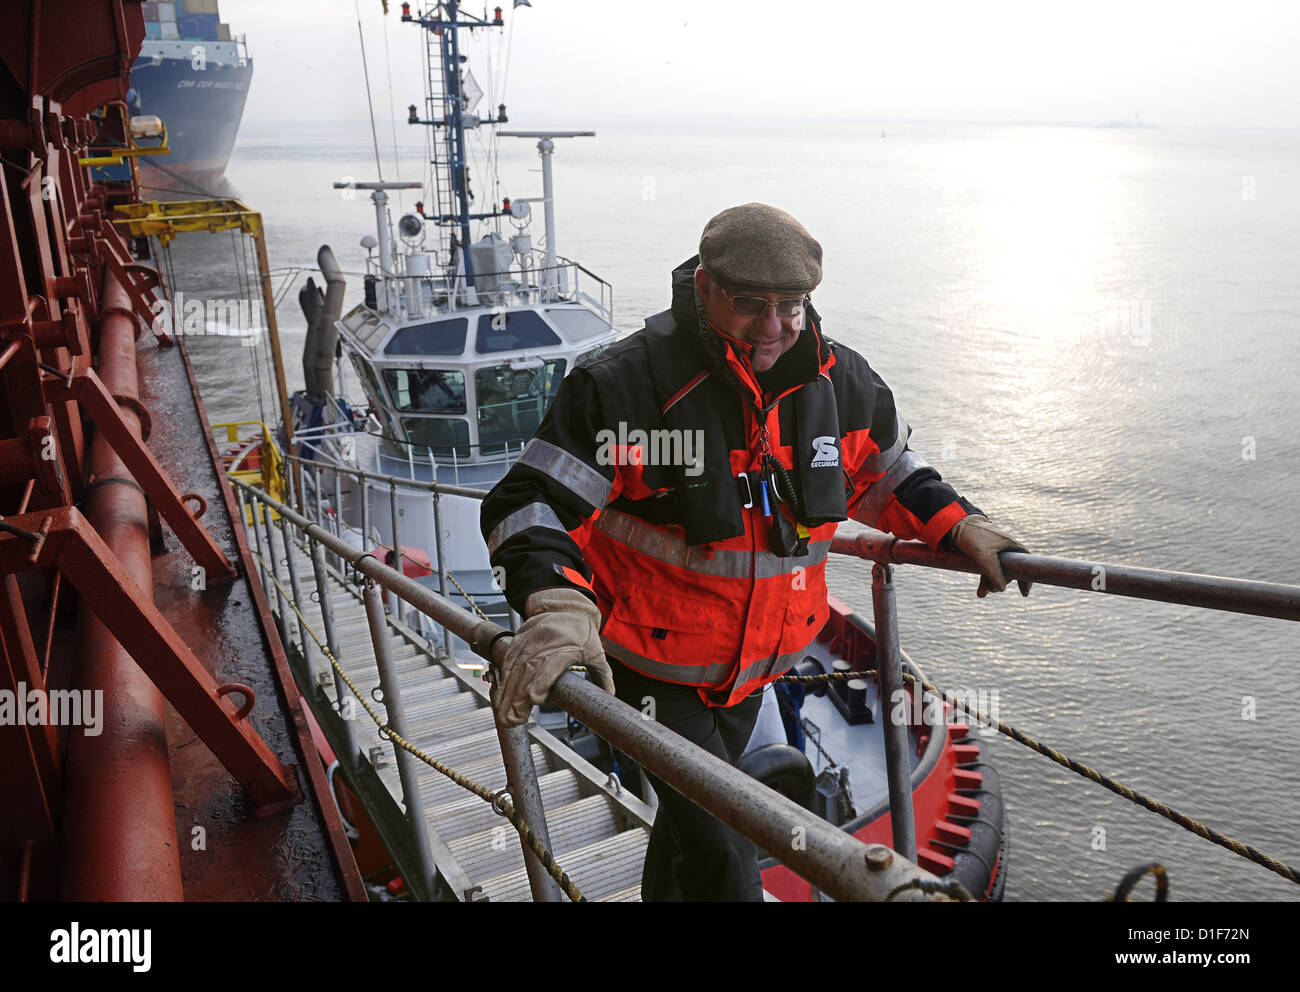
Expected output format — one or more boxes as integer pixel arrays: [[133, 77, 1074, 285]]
[[698, 202, 823, 294]]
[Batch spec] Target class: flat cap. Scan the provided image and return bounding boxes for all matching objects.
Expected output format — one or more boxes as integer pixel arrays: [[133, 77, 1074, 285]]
[[699, 202, 823, 294]]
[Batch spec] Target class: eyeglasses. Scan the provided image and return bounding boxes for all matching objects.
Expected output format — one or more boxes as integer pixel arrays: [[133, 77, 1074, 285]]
[[719, 287, 806, 320]]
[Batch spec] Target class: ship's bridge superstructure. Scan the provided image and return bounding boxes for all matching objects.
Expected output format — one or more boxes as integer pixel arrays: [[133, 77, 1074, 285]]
[[337, 292, 616, 472], [297, 2, 619, 486], [287, 2, 621, 620]]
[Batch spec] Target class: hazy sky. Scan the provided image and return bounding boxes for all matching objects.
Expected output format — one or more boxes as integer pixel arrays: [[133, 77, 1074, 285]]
[[220, 0, 1299, 129]]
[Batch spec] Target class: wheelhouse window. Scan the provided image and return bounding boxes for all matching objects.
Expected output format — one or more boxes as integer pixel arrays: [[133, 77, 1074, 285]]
[[475, 359, 566, 455], [545, 307, 612, 342], [348, 353, 397, 434], [382, 369, 467, 414], [384, 317, 468, 356], [349, 353, 386, 404], [475, 310, 561, 353], [401, 417, 470, 460]]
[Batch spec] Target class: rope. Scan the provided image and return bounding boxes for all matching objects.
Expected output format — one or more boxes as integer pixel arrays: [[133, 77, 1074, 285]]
[[250, 539, 585, 902], [380, 5, 404, 208], [354, 0, 386, 183], [445, 567, 492, 622], [300, 484, 487, 656], [885, 876, 973, 902], [1107, 861, 1169, 902], [325, 504, 495, 624], [777, 668, 1300, 886], [139, 155, 224, 200], [227, 226, 269, 428]]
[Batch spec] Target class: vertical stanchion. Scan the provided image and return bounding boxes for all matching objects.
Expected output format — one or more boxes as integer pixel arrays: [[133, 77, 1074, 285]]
[[362, 577, 438, 901], [285, 456, 297, 514], [360, 476, 371, 575], [234, 484, 250, 531], [281, 517, 314, 677], [311, 535, 359, 768], [871, 562, 917, 863], [493, 711, 564, 902], [253, 494, 289, 646], [312, 463, 324, 529], [331, 470, 345, 574], [281, 468, 301, 646], [431, 489, 453, 658], [388, 480, 403, 621]]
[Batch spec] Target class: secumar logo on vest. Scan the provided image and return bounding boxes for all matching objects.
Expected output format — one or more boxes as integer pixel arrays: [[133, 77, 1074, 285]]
[[811, 435, 839, 468]]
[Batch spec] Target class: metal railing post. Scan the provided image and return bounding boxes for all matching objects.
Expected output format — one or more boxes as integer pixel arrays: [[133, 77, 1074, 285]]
[[309, 534, 360, 768], [251, 493, 289, 646], [331, 469, 345, 574], [431, 489, 453, 658], [234, 482, 249, 531], [362, 576, 439, 900], [871, 562, 917, 863], [388, 480, 403, 622], [492, 712, 564, 902], [312, 463, 324, 529], [285, 454, 297, 514], [360, 476, 371, 573], [281, 516, 315, 681], [277, 521, 302, 644]]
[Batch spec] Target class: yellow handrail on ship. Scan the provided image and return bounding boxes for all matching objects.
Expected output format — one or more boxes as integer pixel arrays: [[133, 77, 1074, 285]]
[[213, 420, 285, 522]]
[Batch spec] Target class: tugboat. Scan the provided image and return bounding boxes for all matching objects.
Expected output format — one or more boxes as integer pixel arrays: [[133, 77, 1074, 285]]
[[277, 1, 1007, 900], [290, 1, 619, 628]]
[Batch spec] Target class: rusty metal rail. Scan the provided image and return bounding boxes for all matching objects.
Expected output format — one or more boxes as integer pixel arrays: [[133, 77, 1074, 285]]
[[831, 530, 1300, 622], [231, 478, 957, 902]]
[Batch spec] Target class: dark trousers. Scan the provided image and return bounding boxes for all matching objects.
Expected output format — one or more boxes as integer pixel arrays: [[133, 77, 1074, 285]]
[[609, 656, 765, 902]]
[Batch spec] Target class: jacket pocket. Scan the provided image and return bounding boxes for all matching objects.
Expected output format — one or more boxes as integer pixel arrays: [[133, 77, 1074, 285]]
[[603, 585, 725, 666], [778, 589, 829, 659]]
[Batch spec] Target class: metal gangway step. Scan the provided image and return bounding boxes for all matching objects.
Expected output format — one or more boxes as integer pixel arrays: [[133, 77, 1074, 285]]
[[246, 513, 653, 901]]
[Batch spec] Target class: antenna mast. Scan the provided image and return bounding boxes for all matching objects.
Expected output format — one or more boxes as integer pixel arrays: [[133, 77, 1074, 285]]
[[402, 2, 510, 286]]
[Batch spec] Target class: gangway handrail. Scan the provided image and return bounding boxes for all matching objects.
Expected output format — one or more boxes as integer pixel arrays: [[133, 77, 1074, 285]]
[[832, 529, 1300, 623], [230, 478, 949, 902], [281, 453, 1300, 622], [280, 452, 1300, 620]]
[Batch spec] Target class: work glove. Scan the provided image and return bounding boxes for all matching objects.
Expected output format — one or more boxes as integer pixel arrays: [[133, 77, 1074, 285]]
[[493, 587, 614, 728], [947, 514, 1032, 598]]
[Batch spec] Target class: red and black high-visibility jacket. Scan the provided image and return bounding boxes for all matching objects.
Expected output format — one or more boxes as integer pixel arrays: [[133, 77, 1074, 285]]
[[480, 257, 980, 707]]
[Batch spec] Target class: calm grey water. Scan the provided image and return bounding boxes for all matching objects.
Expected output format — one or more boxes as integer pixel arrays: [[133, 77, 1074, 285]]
[[172, 118, 1300, 902]]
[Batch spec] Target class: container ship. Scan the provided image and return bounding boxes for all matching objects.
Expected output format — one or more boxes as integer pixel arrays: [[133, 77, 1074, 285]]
[[129, 0, 251, 181]]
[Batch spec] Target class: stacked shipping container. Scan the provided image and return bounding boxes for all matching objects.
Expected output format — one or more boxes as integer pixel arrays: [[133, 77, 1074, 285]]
[[142, 0, 229, 42]]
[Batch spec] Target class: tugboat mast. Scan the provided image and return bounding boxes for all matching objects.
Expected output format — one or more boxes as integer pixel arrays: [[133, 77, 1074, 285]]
[[402, 1, 510, 286]]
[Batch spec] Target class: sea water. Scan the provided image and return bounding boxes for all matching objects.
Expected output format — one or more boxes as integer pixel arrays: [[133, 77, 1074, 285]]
[[171, 117, 1300, 902]]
